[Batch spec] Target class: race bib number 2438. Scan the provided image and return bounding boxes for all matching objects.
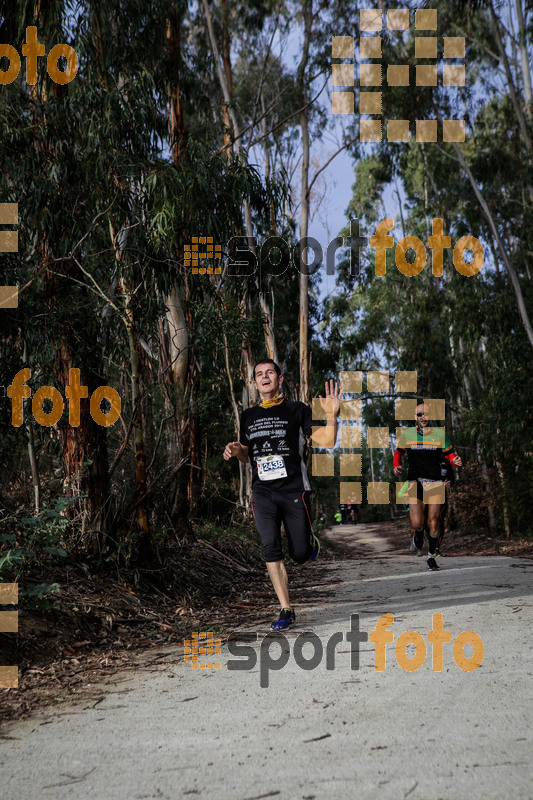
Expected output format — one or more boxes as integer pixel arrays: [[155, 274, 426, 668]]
[[256, 455, 287, 481]]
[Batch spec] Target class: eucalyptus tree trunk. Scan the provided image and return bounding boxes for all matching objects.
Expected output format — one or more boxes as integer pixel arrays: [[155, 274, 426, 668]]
[[163, 283, 194, 521], [458, 338, 497, 532], [41, 234, 110, 551], [514, 0, 533, 122], [202, 0, 279, 367], [260, 92, 280, 364], [496, 459, 512, 539], [489, 0, 533, 151], [202, 0, 278, 510], [163, 10, 203, 523], [31, 5, 110, 550], [219, 0, 234, 151], [120, 276, 151, 564], [23, 340, 40, 514], [297, 0, 313, 404], [240, 310, 256, 509], [451, 142, 533, 350], [223, 328, 245, 507], [165, 287, 189, 389]]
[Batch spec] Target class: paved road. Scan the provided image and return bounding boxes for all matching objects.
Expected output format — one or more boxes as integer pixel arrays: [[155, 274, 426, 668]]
[[2, 524, 532, 800]]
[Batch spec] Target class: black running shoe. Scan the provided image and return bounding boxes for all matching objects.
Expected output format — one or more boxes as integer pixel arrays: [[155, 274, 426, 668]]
[[271, 608, 296, 631], [427, 556, 440, 571]]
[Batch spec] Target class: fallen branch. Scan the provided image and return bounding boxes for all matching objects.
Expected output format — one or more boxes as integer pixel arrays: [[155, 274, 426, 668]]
[[108, 401, 140, 479], [195, 538, 260, 574], [128, 458, 189, 514]]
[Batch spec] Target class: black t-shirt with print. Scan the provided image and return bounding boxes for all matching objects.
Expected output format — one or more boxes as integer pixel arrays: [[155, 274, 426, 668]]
[[239, 400, 312, 491]]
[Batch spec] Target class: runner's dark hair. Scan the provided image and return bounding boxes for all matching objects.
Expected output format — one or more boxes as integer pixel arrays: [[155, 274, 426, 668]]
[[253, 358, 282, 378]]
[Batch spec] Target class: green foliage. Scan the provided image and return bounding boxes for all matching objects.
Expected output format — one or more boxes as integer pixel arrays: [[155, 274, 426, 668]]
[[2, 0, 532, 572], [0, 498, 75, 609], [321, 0, 533, 536], [19, 499, 72, 560]]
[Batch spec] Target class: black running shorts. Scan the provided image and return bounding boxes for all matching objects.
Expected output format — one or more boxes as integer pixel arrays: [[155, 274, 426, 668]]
[[416, 478, 445, 504], [251, 485, 313, 563]]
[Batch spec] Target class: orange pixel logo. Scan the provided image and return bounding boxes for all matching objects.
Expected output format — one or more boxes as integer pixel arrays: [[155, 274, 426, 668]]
[[311, 369, 448, 506], [332, 8, 466, 143], [0, 583, 19, 689], [184, 631, 222, 669], [185, 237, 222, 274], [0, 202, 19, 309]]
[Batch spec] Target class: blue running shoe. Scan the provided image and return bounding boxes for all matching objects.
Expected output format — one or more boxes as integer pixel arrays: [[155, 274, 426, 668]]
[[271, 608, 296, 631], [308, 532, 320, 561]]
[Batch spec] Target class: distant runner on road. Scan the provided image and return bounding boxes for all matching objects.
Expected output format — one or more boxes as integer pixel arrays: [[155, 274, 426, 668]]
[[393, 403, 462, 571], [223, 359, 341, 630]]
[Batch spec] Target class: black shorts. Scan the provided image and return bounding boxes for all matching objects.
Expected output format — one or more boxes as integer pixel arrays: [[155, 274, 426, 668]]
[[416, 479, 445, 503], [251, 485, 313, 563]]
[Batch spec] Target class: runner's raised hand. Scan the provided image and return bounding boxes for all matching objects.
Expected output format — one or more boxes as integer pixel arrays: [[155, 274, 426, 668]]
[[319, 379, 342, 416]]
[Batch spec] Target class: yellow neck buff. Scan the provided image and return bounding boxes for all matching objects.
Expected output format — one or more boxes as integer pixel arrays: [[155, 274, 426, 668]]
[[260, 394, 285, 409]]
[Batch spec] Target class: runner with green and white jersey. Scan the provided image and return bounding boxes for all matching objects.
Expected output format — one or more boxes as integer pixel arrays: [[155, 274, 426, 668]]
[[393, 402, 462, 571]]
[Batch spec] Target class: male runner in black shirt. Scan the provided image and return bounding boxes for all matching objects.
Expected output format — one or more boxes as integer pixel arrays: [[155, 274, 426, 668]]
[[393, 403, 462, 571], [223, 359, 341, 629]]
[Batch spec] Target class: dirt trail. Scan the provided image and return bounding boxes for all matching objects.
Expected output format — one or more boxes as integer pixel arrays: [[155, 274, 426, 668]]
[[1, 524, 532, 800]]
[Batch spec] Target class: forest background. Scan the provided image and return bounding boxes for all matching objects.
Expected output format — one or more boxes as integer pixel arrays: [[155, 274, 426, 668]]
[[1, 0, 532, 627]]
